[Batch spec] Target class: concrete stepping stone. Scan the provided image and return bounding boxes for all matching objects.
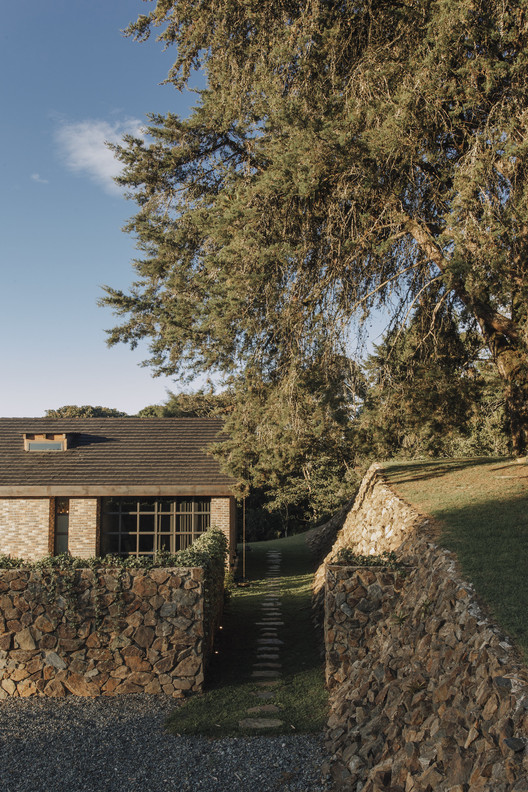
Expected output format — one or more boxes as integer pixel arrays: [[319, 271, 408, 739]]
[[251, 669, 281, 678], [256, 680, 279, 687], [257, 638, 284, 646], [255, 621, 284, 626], [254, 690, 275, 699], [239, 718, 284, 730], [247, 704, 281, 715], [254, 662, 282, 668]]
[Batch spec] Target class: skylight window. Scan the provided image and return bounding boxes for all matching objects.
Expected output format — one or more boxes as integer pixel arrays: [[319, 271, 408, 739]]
[[24, 433, 68, 451]]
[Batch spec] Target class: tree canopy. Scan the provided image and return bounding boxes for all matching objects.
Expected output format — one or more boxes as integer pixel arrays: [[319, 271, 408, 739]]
[[357, 302, 509, 459], [45, 405, 128, 418], [103, 0, 528, 453]]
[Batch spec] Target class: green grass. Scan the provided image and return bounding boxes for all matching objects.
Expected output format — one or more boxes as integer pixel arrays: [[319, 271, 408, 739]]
[[166, 532, 328, 736], [383, 457, 528, 657]]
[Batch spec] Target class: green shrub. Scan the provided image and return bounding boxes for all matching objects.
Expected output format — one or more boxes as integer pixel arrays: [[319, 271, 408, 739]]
[[0, 527, 228, 572]]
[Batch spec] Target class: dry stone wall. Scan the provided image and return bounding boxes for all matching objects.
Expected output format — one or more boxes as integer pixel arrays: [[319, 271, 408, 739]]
[[320, 464, 528, 792], [0, 565, 222, 699]]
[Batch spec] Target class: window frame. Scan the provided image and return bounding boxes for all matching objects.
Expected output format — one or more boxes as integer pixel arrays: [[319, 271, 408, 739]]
[[101, 496, 211, 558]]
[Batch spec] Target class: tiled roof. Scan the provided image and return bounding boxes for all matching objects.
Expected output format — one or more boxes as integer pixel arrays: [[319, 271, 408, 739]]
[[0, 418, 235, 496]]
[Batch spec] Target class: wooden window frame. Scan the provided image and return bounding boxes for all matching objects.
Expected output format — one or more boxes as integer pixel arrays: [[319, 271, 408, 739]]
[[100, 497, 211, 558]]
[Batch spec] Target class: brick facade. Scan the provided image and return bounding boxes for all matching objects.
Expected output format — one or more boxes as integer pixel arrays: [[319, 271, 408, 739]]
[[0, 496, 236, 562], [68, 499, 99, 558], [0, 498, 51, 560], [211, 496, 237, 563]]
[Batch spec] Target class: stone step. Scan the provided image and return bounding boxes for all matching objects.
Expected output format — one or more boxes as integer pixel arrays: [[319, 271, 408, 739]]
[[247, 704, 282, 715], [239, 718, 284, 730]]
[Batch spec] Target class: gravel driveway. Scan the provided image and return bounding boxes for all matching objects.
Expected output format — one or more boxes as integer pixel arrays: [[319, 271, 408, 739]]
[[0, 695, 328, 792]]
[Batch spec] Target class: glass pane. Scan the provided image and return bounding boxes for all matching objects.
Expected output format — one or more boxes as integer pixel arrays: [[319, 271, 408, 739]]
[[138, 498, 155, 512], [176, 513, 193, 533], [138, 533, 155, 553], [195, 498, 210, 513], [174, 533, 193, 552], [102, 513, 119, 534], [55, 531, 68, 554], [28, 441, 63, 451], [159, 514, 172, 533], [158, 534, 171, 552], [103, 497, 121, 514], [56, 498, 69, 515], [120, 533, 136, 554], [102, 533, 120, 554], [121, 514, 137, 533], [120, 499, 138, 513], [176, 499, 193, 513], [139, 514, 155, 532], [158, 497, 174, 513], [195, 513, 210, 534]]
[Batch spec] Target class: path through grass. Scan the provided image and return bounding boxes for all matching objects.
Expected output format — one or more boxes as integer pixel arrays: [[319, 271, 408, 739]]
[[384, 457, 528, 657], [166, 532, 328, 736]]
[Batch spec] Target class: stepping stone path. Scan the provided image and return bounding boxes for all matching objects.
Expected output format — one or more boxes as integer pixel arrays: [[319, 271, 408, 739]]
[[238, 550, 286, 732]]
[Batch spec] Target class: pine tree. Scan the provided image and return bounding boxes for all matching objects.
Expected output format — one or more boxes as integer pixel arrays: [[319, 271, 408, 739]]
[[357, 303, 509, 458], [102, 0, 528, 453]]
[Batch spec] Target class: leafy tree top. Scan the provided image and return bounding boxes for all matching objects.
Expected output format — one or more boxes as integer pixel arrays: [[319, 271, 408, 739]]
[[45, 405, 128, 418], [103, 0, 528, 451]]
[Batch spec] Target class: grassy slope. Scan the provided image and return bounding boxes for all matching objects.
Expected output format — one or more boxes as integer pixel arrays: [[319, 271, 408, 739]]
[[383, 457, 528, 656], [166, 532, 328, 736]]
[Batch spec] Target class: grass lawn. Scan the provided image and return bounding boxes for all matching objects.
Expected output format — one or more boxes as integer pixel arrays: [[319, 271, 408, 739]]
[[383, 457, 528, 657], [166, 532, 328, 736]]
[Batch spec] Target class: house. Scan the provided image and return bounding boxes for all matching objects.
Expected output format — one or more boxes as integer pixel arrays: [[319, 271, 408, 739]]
[[0, 418, 237, 564]]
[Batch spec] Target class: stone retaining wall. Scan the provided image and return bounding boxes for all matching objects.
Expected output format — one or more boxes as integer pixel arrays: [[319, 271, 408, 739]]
[[0, 565, 223, 699], [320, 465, 528, 791]]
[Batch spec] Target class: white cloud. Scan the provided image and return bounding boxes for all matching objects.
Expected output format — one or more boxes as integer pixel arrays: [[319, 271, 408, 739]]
[[55, 118, 144, 195], [31, 173, 49, 184]]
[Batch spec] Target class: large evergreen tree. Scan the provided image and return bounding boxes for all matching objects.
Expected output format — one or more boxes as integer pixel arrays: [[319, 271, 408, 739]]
[[357, 303, 509, 458], [103, 0, 528, 453]]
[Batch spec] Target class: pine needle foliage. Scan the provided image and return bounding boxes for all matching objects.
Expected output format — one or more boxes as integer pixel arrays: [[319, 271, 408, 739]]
[[103, 0, 528, 452]]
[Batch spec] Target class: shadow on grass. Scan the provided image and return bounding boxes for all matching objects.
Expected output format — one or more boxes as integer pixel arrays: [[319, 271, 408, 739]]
[[435, 494, 528, 655], [386, 458, 528, 659], [384, 457, 508, 486]]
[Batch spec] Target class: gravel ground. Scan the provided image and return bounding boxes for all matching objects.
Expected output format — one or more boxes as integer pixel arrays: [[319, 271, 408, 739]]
[[0, 695, 329, 792]]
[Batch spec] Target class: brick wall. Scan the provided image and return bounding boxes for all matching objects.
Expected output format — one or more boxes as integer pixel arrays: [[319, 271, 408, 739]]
[[0, 499, 50, 560], [211, 496, 236, 563], [68, 499, 99, 558]]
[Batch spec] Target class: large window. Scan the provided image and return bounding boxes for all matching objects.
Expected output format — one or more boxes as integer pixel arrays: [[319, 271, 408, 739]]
[[101, 497, 210, 558]]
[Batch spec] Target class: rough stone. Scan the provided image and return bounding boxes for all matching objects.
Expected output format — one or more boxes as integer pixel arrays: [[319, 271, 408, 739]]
[[0, 564, 223, 699], [318, 463, 528, 792]]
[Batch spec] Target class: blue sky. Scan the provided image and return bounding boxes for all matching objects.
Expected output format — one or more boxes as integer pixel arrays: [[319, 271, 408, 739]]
[[0, 1, 196, 416]]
